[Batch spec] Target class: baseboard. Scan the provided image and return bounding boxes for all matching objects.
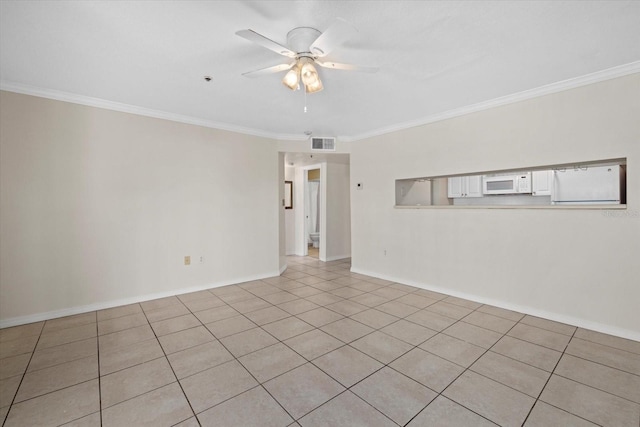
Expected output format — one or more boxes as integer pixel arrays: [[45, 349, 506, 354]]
[[0, 270, 282, 328], [325, 254, 351, 262], [350, 267, 640, 342]]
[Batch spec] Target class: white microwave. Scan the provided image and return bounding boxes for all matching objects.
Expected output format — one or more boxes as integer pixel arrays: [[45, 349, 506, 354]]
[[483, 173, 532, 195]]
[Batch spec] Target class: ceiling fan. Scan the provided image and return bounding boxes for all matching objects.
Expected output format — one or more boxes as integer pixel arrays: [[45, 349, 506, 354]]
[[236, 18, 378, 94]]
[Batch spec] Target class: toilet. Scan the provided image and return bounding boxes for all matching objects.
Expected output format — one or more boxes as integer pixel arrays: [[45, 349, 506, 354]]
[[309, 232, 320, 248]]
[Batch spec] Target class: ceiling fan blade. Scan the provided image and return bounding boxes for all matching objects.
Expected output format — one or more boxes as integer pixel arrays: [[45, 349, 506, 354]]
[[236, 29, 296, 58], [309, 18, 358, 57], [316, 61, 378, 73], [241, 62, 294, 78]]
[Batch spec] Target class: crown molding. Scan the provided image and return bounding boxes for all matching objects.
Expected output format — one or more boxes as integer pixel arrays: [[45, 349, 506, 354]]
[[0, 82, 307, 142], [341, 61, 640, 143], [3, 61, 639, 144]]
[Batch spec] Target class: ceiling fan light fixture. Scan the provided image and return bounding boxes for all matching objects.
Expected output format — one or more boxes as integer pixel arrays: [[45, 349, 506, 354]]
[[300, 61, 320, 87], [305, 78, 323, 93], [237, 19, 376, 95], [282, 63, 300, 90]]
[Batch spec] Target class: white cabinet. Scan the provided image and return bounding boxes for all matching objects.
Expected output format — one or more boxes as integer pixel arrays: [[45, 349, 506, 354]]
[[466, 175, 483, 197], [532, 170, 552, 196], [447, 177, 463, 198], [448, 176, 482, 198]]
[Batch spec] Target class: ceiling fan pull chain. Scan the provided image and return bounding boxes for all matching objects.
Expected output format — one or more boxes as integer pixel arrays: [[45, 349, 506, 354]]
[[304, 89, 308, 113]]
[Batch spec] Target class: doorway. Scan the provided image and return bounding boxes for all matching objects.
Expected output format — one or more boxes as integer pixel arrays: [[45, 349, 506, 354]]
[[306, 168, 321, 258], [281, 152, 351, 264]]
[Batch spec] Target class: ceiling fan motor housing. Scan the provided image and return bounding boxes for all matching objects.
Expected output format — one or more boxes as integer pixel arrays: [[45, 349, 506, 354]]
[[286, 27, 321, 56]]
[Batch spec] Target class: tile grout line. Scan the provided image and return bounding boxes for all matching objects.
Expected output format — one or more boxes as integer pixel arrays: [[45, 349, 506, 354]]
[[286, 265, 480, 422], [291, 291, 496, 425], [287, 292, 477, 424], [261, 260, 639, 424], [95, 312, 103, 427], [479, 323, 640, 405], [447, 306, 583, 421], [397, 303, 515, 427], [567, 335, 640, 357], [1, 321, 45, 427], [276, 340, 392, 424], [180, 263, 398, 423], [494, 332, 640, 382], [7, 319, 100, 422], [2, 262, 359, 424], [410, 300, 570, 424], [2, 258, 636, 426], [245, 276, 467, 423], [552, 353, 640, 389], [313, 343, 424, 426], [2, 319, 104, 425], [14, 339, 98, 375], [483, 334, 560, 370], [530, 332, 640, 423], [177, 294, 299, 425], [520, 327, 578, 426], [138, 300, 201, 427], [300, 388, 400, 426]]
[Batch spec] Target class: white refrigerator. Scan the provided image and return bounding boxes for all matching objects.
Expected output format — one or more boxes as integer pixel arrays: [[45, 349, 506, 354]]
[[551, 165, 624, 205]]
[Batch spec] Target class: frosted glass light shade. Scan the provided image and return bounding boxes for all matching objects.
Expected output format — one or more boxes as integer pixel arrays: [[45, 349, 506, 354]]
[[282, 64, 300, 90], [305, 78, 323, 93], [300, 61, 320, 87]]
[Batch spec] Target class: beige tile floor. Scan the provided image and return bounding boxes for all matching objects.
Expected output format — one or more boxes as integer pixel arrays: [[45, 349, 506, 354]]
[[1, 256, 639, 426], [307, 246, 319, 259]]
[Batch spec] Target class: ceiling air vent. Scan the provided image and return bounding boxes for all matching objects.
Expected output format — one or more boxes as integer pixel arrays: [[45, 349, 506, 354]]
[[311, 137, 336, 151]]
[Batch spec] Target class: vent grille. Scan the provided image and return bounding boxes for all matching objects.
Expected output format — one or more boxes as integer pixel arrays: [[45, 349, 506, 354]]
[[311, 137, 336, 151]]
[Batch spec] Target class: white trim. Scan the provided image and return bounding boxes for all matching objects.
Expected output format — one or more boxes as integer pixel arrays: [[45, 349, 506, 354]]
[[350, 267, 640, 342], [325, 254, 351, 262], [298, 163, 324, 259], [279, 263, 288, 275], [0, 271, 280, 329], [0, 82, 305, 142], [3, 62, 639, 144], [341, 62, 640, 142], [319, 163, 328, 262]]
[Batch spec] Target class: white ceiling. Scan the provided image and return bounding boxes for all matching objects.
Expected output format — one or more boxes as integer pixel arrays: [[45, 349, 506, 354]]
[[1, 1, 639, 142]]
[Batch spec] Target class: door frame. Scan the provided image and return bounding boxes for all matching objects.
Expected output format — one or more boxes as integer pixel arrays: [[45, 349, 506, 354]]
[[297, 163, 326, 260]]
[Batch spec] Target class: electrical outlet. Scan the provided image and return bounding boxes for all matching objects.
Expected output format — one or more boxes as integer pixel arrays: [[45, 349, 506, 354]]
[[184, 256, 191, 266], [199, 256, 204, 264]]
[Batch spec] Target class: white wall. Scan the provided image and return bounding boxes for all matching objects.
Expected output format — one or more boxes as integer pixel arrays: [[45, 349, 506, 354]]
[[325, 162, 351, 261], [350, 73, 640, 340], [278, 153, 286, 272], [0, 91, 281, 326]]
